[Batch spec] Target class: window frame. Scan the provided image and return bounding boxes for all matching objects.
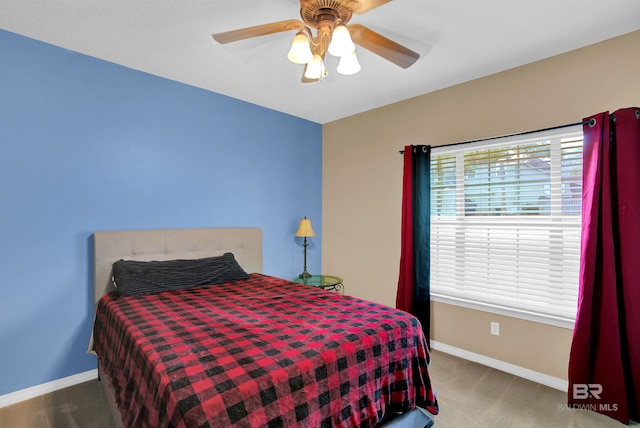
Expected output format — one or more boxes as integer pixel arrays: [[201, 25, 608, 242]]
[[429, 126, 583, 329]]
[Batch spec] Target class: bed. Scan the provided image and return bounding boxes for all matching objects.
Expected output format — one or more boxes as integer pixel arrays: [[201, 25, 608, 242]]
[[90, 228, 438, 427]]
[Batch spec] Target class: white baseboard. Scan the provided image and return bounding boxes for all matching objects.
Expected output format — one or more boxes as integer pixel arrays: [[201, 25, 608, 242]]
[[431, 340, 568, 392], [0, 369, 98, 409]]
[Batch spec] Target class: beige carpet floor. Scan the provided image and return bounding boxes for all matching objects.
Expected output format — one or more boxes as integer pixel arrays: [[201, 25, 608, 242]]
[[428, 350, 637, 427], [1, 349, 636, 427]]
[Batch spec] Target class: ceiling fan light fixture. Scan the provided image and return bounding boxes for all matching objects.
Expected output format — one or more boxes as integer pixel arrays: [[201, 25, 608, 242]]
[[287, 31, 314, 64], [328, 24, 355, 57], [212, 0, 421, 83], [304, 54, 327, 80], [337, 50, 361, 75]]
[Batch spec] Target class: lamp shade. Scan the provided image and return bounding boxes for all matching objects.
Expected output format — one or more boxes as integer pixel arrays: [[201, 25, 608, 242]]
[[295, 217, 315, 237], [328, 24, 355, 57], [337, 50, 361, 75], [303, 54, 326, 80], [287, 31, 313, 64]]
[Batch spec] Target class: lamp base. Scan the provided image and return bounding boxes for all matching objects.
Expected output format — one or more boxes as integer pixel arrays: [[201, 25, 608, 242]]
[[298, 271, 312, 278]]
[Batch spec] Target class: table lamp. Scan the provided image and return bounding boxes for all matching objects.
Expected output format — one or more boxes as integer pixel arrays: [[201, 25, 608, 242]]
[[295, 216, 315, 278]]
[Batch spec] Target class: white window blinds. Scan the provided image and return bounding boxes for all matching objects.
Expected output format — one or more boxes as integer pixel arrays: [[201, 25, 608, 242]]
[[430, 127, 582, 325]]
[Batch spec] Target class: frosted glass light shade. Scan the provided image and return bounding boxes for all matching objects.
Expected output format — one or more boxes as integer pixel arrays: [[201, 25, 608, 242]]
[[287, 32, 313, 64], [304, 54, 326, 80], [328, 24, 355, 57], [337, 50, 361, 75]]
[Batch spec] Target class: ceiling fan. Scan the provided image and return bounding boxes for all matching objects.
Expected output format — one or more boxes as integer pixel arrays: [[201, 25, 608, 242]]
[[212, 0, 420, 82]]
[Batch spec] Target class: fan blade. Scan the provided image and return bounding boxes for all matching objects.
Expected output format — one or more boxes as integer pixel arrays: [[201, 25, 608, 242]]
[[354, 0, 392, 14], [348, 24, 419, 68], [213, 19, 305, 44]]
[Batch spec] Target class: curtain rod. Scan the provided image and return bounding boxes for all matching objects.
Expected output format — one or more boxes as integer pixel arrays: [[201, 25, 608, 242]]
[[398, 119, 595, 154]]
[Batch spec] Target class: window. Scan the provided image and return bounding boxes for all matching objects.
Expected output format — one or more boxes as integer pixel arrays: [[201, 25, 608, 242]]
[[430, 127, 582, 327]]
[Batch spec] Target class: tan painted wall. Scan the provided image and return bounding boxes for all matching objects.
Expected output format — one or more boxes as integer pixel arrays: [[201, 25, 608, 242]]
[[322, 30, 640, 380]]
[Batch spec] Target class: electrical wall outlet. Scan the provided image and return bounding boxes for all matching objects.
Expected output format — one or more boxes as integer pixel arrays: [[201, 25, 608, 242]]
[[490, 322, 500, 336]]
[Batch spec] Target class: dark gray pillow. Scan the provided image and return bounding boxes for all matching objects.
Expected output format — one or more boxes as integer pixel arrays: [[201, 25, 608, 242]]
[[112, 252, 249, 297]]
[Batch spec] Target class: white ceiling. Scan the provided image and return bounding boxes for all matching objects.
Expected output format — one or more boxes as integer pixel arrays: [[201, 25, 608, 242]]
[[2, 0, 639, 124]]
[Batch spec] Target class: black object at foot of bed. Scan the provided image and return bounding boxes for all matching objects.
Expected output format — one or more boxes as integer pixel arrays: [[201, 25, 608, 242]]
[[381, 408, 435, 428]]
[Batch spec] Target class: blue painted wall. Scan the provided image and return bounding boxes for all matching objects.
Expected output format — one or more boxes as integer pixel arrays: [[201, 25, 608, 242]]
[[0, 30, 322, 396]]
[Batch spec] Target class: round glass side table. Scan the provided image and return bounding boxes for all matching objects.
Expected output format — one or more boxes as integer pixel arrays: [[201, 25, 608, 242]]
[[291, 274, 344, 293]]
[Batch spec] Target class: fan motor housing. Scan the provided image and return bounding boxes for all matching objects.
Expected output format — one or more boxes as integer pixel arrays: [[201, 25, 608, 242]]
[[300, 0, 354, 27]]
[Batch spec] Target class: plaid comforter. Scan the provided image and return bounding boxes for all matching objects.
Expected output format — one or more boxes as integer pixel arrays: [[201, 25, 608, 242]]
[[92, 273, 438, 427]]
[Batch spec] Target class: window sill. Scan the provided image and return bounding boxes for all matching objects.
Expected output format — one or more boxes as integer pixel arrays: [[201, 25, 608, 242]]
[[430, 293, 575, 329]]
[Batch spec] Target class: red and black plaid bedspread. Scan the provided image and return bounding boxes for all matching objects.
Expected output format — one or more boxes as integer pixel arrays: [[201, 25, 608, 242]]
[[92, 273, 438, 427]]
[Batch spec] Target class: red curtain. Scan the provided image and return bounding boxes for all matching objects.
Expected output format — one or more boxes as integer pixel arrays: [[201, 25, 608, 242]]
[[396, 146, 415, 313], [568, 107, 640, 424]]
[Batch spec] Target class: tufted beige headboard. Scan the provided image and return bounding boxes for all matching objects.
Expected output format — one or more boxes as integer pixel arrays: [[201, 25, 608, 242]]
[[93, 228, 263, 305]]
